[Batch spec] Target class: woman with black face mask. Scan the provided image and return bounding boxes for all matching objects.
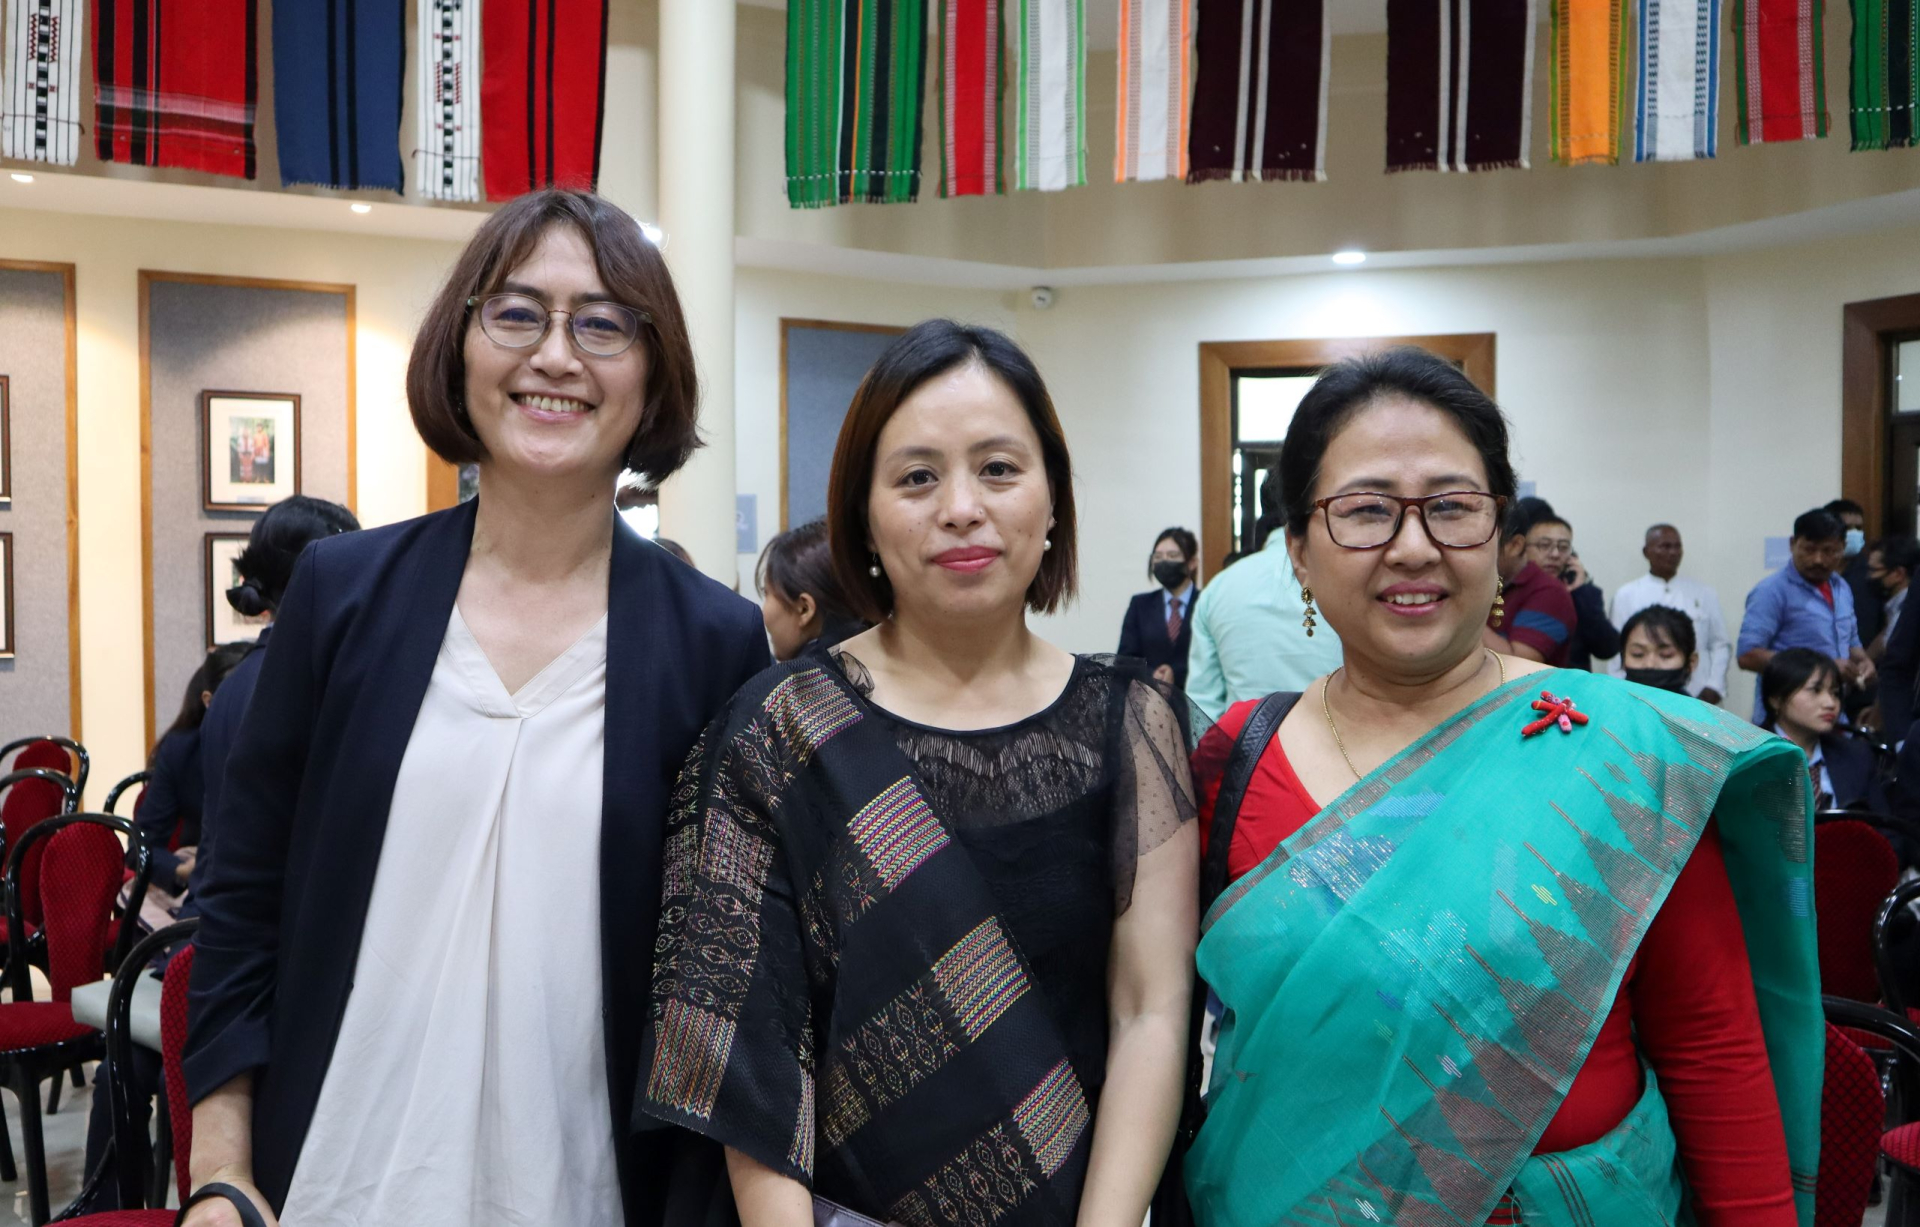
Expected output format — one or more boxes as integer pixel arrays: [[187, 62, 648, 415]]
[[1118, 527, 1200, 687], [1619, 605, 1699, 694]]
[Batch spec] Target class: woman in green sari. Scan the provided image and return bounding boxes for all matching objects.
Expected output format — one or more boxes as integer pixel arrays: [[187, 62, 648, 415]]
[[1185, 349, 1820, 1227]]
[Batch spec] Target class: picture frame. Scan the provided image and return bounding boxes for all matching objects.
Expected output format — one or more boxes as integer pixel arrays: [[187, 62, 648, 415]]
[[0, 532, 13, 659], [205, 532, 269, 649], [0, 375, 11, 508], [202, 391, 300, 512]]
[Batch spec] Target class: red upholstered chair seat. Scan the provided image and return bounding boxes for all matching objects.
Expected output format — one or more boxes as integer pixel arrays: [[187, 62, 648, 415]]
[[1817, 821, 1902, 1002], [49, 1211, 172, 1226], [1884, 1121, 1920, 1173], [1819, 1024, 1886, 1227], [0, 1001, 93, 1050]]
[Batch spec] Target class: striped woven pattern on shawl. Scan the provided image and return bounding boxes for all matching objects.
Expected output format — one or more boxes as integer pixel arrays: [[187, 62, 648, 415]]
[[416, 0, 480, 200], [939, 0, 1003, 197], [1734, 0, 1828, 141], [2, 0, 83, 165], [1188, 0, 1327, 182], [1386, 0, 1539, 171], [274, 0, 405, 190], [1551, 0, 1627, 163], [1850, 0, 1918, 147], [91, 0, 257, 178], [1116, 0, 1192, 182], [1011, 0, 1086, 190], [482, 0, 608, 200], [1633, 0, 1721, 159], [786, 0, 927, 207]]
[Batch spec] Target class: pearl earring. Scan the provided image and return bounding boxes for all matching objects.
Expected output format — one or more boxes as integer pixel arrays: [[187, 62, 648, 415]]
[[869, 555, 882, 578], [1043, 538, 1053, 551]]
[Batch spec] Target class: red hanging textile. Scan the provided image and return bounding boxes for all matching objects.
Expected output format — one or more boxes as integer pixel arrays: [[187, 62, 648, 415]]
[[92, 0, 258, 178], [1734, 0, 1827, 142], [482, 0, 609, 200], [939, 0, 1003, 197]]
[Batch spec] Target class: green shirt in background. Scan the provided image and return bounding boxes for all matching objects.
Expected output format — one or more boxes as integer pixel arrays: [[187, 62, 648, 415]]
[[1185, 534, 1347, 721]]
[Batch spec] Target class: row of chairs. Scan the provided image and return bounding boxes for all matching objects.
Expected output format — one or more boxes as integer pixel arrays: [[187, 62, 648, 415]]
[[0, 737, 166, 1224]]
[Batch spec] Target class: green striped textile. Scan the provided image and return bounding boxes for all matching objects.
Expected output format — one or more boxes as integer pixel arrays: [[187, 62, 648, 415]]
[[1851, 0, 1920, 148], [1010, 0, 1087, 190], [785, 0, 927, 208]]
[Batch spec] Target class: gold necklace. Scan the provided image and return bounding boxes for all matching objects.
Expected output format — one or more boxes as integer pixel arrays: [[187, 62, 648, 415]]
[[1321, 650, 1509, 780]]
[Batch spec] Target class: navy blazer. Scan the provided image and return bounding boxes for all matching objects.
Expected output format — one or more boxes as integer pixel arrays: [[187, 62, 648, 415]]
[[1822, 730, 1887, 813], [130, 727, 202, 888], [183, 499, 771, 1223], [1117, 587, 1194, 688]]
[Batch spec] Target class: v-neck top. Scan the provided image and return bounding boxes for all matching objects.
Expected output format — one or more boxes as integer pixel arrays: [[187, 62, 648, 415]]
[[280, 607, 622, 1226]]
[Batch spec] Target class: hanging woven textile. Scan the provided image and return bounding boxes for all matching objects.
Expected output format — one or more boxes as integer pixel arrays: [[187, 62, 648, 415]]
[[786, 0, 927, 207], [1188, 0, 1329, 182], [274, 0, 405, 190], [1011, 0, 1086, 190], [2, 0, 83, 165], [416, 0, 481, 200], [1632, 0, 1722, 159], [1550, 0, 1627, 163], [482, 0, 609, 200], [1850, 0, 1918, 147], [1116, 0, 1192, 182], [939, 0, 1003, 197], [90, 0, 257, 178], [1734, 0, 1828, 141], [1386, 0, 1538, 171]]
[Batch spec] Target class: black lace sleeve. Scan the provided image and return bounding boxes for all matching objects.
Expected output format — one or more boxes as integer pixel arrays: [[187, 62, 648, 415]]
[[1094, 656, 1203, 914]]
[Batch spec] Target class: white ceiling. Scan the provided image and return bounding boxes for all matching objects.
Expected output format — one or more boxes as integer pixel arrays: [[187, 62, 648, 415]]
[[737, 0, 1397, 42]]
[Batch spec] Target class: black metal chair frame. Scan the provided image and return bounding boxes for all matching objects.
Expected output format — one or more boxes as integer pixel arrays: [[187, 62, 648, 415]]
[[99, 774, 149, 819], [0, 813, 155, 1225], [0, 740, 88, 802]]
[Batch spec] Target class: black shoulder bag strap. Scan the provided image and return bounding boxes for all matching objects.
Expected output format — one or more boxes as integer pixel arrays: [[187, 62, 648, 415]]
[[177, 1182, 270, 1227], [1153, 690, 1302, 1227]]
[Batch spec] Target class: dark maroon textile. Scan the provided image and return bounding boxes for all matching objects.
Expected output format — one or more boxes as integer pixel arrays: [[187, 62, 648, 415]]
[[1188, 0, 1329, 181], [1386, 0, 1533, 171]]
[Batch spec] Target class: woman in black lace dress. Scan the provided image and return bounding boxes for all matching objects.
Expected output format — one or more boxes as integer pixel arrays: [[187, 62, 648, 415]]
[[639, 321, 1199, 1227]]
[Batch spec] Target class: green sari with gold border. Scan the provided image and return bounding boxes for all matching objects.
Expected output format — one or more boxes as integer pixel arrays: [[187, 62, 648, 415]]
[[1186, 670, 1821, 1226]]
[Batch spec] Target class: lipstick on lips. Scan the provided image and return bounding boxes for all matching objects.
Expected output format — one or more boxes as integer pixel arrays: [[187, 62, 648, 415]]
[[1378, 580, 1447, 616], [933, 545, 1000, 574]]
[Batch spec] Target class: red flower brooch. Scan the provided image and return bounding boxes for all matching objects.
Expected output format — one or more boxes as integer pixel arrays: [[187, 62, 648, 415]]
[[1522, 691, 1588, 739]]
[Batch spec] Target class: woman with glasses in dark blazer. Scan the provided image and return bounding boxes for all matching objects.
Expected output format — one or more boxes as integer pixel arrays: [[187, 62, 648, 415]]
[[180, 190, 770, 1227]]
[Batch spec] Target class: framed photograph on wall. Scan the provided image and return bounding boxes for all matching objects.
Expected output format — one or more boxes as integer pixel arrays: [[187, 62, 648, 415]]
[[0, 532, 13, 658], [203, 392, 300, 511], [0, 375, 11, 507], [205, 533, 269, 649]]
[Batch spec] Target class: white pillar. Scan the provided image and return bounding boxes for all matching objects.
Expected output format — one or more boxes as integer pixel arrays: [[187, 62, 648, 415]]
[[655, 0, 739, 583]]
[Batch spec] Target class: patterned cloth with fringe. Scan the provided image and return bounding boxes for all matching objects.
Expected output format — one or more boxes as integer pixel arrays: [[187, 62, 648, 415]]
[[1386, 0, 1538, 171], [1633, 0, 1722, 159], [3, 0, 83, 165], [1188, 0, 1329, 182], [93, 0, 258, 178], [786, 0, 927, 207], [415, 0, 480, 201], [1850, 0, 1919, 148], [1011, 0, 1086, 190], [274, 0, 404, 190], [939, 0, 1003, 197], [481, 0, 608, 201], [1551, 0, 1628, 164], [1116, 0, 1192, 183], [1735, 0, 1828, 142]]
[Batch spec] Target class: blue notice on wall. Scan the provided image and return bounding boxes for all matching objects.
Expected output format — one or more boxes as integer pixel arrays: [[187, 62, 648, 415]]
[[1763, 537, 1791, 570], [737, 494, 758, 555], [1517, 480, 1538, 500]]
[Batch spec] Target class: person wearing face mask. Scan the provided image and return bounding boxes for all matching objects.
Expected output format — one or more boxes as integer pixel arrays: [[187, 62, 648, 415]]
[[1760, 648, 1885, 812], [1827, 498, 1881, 648], [755, 518, 863, 661], [1523, 513, 1620, 671], [1866, 535, 1918, 659], [1737, 508, 1874, 725], [1119, 527, 1201, 687], [1185, 348, 1817, 1227], [1609, 524, 1731, 706], [180, 191, 772, 1227], [642, 321, 1200, 1227], [1617, 605, 1699, 694]]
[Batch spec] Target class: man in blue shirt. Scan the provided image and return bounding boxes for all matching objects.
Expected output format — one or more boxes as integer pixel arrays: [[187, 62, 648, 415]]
[[1737, 508, 1875, 722]]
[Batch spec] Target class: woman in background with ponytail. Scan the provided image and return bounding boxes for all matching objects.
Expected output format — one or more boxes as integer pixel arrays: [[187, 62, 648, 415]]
[[189, 495, 360, 904]]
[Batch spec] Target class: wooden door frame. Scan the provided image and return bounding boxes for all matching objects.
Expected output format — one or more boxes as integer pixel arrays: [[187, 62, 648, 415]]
[[1842, 292, 1920, 538], [1198, 334, 1496, 581], [0, 259, 81, 741], [139, 270, 357, 747]]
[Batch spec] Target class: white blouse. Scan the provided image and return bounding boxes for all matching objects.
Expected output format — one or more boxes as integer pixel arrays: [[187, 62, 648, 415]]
[[280, 607, 622, 1226]]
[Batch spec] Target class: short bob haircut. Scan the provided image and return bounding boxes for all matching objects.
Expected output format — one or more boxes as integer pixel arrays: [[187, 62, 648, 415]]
[[407, 189, 701, 485], [1150, 527, 1199, 581], [1279, 347, 1517, 539], [1760, 647, 1840, 726], [826, 320, 1077, 624]]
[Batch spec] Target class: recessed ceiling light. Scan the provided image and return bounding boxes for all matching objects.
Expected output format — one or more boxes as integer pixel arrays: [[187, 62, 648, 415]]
[[1331, 250, 1367, 265], [9, 173, 33, 184], [349, 202, 373, 214]]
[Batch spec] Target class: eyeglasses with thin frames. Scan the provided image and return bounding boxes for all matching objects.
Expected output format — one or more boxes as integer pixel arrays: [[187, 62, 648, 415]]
[[1312, 491, 1508, 550], [466, 293, 651, 358]]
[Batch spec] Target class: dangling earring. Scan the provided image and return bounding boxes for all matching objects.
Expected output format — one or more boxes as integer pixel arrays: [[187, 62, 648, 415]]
[[1043, 538, 1053, 551], [1301, 587, 1318, 637], [1491, 581, 1506, 627], [869, 554, 882, 578]]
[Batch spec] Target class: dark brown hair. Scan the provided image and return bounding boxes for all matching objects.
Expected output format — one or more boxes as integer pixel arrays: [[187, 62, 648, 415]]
[[407, 189, 701, 484], [827, 320, 1077, 623]]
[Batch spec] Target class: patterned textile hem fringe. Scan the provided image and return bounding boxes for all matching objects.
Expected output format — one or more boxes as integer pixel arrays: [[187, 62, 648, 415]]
[[1187, 166, 1327, 182], [1385, 158, 1530, 172]]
